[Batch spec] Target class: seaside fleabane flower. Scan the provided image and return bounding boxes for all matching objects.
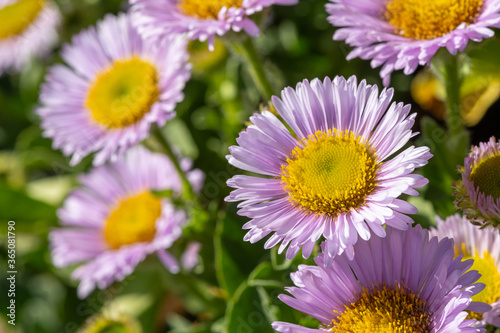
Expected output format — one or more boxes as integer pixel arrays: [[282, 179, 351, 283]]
[[129, 0, 298, 50], [37, 12, 190, 166], [0, 0, 60, 75], [226, 76, 432, 264], [50, 147, 204, 298], [430, 214, 500, 327], [79, 311, 142, 333], [273, 225, 490, 333], [455, 137, 500, 227], [326, 0, 500, 86]]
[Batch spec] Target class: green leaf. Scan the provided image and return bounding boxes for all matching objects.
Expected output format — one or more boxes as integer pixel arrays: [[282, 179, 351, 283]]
[[162, 118, 199, 159], [225, 282, 274, 333], [26, 176, 74, 206], [407, 195, 437, 228], [214, 204, 267, 298], [0, 184, 56, 223], [467, 38, 500, 77], [418, 116, 468, 217]]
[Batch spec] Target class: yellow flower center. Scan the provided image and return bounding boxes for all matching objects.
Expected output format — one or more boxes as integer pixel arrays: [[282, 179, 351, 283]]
[[385, 0, 483, 40], [80, 313, 141, 333], [281, 129, 378, 216], [86, 57, 159, 129], [457, 244, 500, 320], [178, 0, 242, 20], [331, 285, 430, 333], [0, 0, 44, 40], [103, 191, 161, 249], [470, 154, 500, 199]]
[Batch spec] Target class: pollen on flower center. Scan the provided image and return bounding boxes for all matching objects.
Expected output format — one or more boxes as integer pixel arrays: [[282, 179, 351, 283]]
[[0, 0, 45, 40], [331, 284, 430, 333], [458, 244, 500, 320], [281, 129, 378, 216], [103, 191, 161, 249], [385, 0, 483, 40], [470, 154, 500, 199], [178, 0, 243, 20], [86, 57, 159, 129]]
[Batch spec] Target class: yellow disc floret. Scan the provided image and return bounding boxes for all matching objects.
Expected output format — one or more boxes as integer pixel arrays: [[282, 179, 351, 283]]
[[331, 284, 430, 333], [86, 57, 159, 129], [178, 0, 242, 20], [385, 0, 483, 40], [0, 0, 44, 40], [103, 191, 161, 249], [457, 243, 500, 320], [281, 129, 378, 216], [470, 154, 500, 199]]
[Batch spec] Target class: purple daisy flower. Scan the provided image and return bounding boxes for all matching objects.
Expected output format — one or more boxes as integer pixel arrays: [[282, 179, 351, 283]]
[[37, 12, 190, 166], [129, 0, 298, 50], [0, 0, 60, 75], [455, 137, 500, 228], [226, 76, 432, 265], [430, 214, 500, 327], [273, 225, 490, 333], [50, 147, 204, 298], [326, 0, 500, 85]]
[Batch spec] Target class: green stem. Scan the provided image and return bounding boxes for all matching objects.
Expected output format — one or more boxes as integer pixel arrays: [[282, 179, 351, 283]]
[[442, 55, 465, 137], [227, 37, 275, 101], [152, 126, 195, 201]]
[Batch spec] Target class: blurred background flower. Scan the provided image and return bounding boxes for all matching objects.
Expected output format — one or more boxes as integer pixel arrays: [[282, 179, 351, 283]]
[[130, 0, 298, 50], [50, 146, 202, 298], [0, 0, 61, 75], [79, 310, 142, 333], [37, 12, 190, 166]]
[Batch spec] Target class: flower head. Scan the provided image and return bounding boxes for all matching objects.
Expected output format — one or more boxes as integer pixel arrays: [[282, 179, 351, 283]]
[[79, 311, 142, 333], [273, 225, 489, 333], [430, 214, 500, 326], [37, 12, 190, 166], [326, 0, 500, 85], [129, 0, 298, 50], [50, 147, 204, 298], [226, 76, 431, 265], [0, 0, 60, 75], [455, 137, 500, 227]]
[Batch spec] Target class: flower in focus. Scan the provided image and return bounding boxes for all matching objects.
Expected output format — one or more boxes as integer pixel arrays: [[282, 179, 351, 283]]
[[430, 214, 500, 326], [50, 147, 204, 298], [0, 0, 60, 75], [37, 12, 190, 166], [226, 76, 431, 265], [326, 0, 500, 85], [455, 137, 500, 227], [129, 0, 298, 50], [273, 225, 489, 333]]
